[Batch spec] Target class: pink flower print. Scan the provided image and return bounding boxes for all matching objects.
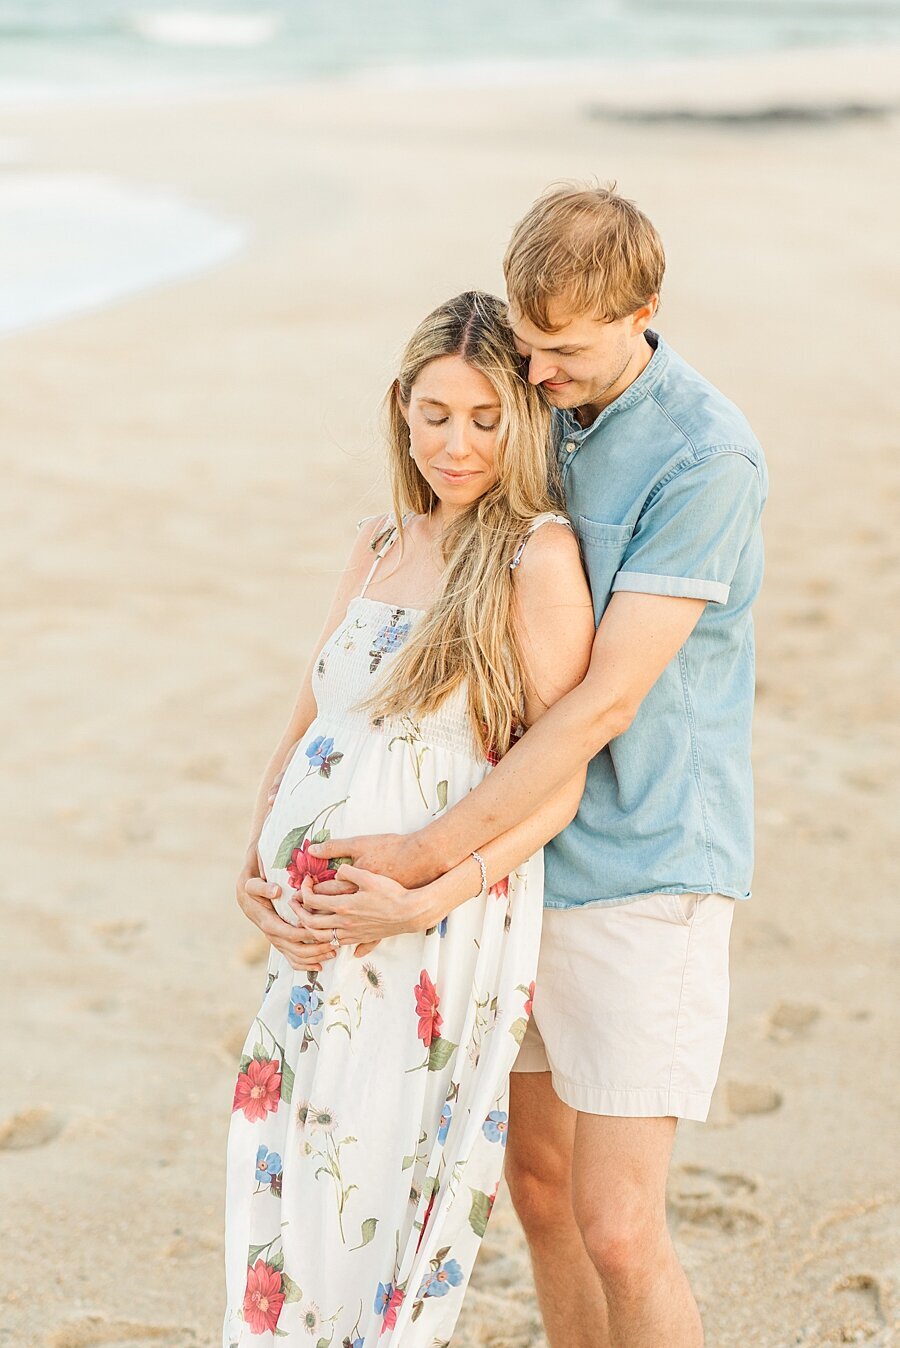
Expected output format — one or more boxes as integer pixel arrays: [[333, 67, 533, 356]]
[[232, 1058, 282, 1122], [287, 838, 337, 889], [243, 1260, 285, 1335], [414, 969, 442, 1047]]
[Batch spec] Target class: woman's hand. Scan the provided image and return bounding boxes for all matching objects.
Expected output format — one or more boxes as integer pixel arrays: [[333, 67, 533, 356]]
[[235, 846, 337, 973], [292, 865, 433, 956]]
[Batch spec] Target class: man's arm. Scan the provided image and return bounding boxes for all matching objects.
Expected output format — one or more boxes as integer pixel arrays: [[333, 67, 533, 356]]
[[309, 590, 705, 886], [400, 589, 705, 876]]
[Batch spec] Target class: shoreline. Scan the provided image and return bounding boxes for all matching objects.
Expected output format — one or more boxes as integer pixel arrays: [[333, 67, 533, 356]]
[[1, 41, 898, 340]]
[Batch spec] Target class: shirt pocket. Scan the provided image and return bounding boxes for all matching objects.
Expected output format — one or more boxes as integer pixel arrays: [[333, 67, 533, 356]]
[[575, 516, 634, 620]]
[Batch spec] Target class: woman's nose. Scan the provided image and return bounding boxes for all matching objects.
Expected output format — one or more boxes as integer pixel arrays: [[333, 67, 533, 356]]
[[444, 422, 470, 458]]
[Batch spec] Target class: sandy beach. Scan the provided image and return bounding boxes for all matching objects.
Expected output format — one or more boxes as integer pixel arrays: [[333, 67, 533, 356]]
[[1, 46, 898, 1347]]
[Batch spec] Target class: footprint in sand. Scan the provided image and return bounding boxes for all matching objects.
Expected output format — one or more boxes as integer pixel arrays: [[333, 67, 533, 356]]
[[832, 1274, 887, 1338], [45, 1320, 194, 1348], [181, 752, 227, 782], [220, 1022, 250, 1062], [0, 1106, 64, 1151], [240, 932, 271, 966], [93, 920, 145, 953], [667, 1165, 764, 1237], [726, 1080, 783, 1116], [767, 1001, 821, 1042]]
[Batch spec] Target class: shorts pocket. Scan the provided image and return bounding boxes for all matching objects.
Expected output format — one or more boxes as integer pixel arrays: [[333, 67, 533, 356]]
[[665, 893, 701, 927]]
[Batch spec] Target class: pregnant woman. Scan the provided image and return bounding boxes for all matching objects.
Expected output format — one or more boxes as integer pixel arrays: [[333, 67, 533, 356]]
[[224, 292, 594, 1346]]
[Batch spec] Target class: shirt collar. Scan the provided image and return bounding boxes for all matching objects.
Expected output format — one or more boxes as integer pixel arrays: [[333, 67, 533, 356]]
[[557, 329, 668, 442]]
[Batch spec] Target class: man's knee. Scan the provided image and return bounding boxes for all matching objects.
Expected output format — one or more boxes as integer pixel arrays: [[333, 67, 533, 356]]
[[506, 1145, 573, 1235], [574, 1198, 669, 1289]]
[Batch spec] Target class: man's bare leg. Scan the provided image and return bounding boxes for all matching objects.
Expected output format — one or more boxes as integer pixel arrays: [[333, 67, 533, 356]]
[[505, 1073, 611, 1348], [572, 1114, 702, 1348]]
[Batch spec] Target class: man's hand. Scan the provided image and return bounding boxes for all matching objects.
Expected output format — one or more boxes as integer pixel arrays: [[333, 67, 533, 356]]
[[292, 865, 435, 953], [306, 832, 439, 889], [235, 847, 338, 973]]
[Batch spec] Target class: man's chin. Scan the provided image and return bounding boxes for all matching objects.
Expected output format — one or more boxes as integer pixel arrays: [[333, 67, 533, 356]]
[[542, 383, 581, 409]]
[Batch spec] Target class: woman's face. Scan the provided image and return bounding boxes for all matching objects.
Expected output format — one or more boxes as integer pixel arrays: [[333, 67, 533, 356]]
[[402, 355, 502, 511]]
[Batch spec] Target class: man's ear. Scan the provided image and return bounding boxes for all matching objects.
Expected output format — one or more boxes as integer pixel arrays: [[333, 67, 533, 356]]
[[630, 297, 659, 336], [393, 379, 411, 427]]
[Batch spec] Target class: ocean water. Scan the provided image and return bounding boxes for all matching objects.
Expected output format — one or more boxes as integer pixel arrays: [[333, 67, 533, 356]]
[[3, 1, 898, 339], [2, 0, 900, 100]]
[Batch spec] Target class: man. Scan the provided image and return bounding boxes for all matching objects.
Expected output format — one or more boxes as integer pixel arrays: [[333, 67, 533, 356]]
[[240, 183, 767, 1346]]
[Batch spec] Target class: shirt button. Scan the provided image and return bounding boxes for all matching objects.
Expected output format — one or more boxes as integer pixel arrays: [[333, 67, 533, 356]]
[[564, 440, 576, 453]]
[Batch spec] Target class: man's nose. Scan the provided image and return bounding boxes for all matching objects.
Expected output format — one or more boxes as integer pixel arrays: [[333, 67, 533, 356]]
[[528, 353, 558, 386]]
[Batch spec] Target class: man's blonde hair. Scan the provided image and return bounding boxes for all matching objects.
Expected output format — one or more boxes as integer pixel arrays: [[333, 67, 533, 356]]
[[504, 182, 665, 330]]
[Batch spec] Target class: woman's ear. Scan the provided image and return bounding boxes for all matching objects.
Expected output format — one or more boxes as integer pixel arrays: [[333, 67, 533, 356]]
[[394, 379, 411, 427]]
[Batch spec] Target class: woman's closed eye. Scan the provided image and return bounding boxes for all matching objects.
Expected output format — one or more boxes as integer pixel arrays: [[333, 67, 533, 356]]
[[423, 415, 498, 432]]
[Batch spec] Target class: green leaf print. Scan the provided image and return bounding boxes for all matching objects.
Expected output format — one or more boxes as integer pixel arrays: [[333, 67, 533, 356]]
[[508, 1017, 529, 1046], [316, 1339, 330, 1348], [435, 779, 448, 813], [274, 825, 310, 868], [238, 1054, 252, 1074], [468, 1189, 493, 1239], [280, 1057, 295, 1104], [310, 827, 330, 845], [427, 1038, 458, 1072], [401, 1154, 415, 1171], [269, 1250, 285, 1272], [350, 1217, 379, 1250], [252, 1042, 268, 1062], [281, 1271, 303, 1304]]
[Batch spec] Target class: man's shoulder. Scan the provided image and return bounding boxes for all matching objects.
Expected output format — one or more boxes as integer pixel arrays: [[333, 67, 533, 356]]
[[652, 340, 764, 470]]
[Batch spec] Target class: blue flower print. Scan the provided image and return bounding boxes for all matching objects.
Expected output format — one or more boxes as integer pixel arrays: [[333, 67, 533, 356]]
[[305, 734, 334, 767], [437, 1102, 452, 1145], [438, 916, 448, 938], [288, 985, 323, 1029], [483, 1110, 509, 1146], [255, 1144, 283, 1185], [419, 1258, 464, 1298], [351, 1340, 364, 1348], [372, 622, 410, 655], [369, 612, 412, 673], [374, 1282, 394, 1315], [303, 733, 343, 779]]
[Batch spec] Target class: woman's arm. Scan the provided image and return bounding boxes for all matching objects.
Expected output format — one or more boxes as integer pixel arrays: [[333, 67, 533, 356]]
[[235, 515, 388, 965], [294, 523, 596, 952]]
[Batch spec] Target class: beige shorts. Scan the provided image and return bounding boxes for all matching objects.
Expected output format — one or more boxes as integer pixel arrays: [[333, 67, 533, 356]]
[[513, 892, 735, 1122]]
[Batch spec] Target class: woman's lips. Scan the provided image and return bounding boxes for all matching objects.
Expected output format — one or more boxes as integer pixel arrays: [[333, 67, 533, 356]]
[[436, 468, 479, 483]]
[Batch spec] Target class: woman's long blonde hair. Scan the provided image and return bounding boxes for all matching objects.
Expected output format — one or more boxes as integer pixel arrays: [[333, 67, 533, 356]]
[[366, 290, 563, 759]]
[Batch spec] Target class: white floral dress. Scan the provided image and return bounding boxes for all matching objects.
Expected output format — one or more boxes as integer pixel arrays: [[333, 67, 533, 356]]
[[224, 515, 565, 1347]]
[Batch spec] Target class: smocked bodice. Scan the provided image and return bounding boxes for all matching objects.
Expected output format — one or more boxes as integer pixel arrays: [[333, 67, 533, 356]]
[[311, 594, 483, 762]]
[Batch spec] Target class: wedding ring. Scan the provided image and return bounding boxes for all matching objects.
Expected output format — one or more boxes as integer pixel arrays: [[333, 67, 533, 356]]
[[330, 929, 340, 950]]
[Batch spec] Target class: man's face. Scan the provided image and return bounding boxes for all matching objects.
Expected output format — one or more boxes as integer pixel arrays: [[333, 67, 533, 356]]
[[509, 299, 655, 413]]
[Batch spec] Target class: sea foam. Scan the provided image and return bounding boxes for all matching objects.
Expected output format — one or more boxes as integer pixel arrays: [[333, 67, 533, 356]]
[[131, 10, 281, 48], [0, 173, 244, 338]]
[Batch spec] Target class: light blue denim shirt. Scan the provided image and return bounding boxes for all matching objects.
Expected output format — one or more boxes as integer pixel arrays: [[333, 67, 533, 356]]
[[544, 331, 767, 908]]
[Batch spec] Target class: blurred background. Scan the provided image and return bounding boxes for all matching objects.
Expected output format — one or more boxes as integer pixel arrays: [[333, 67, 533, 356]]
[[1, 4, 898, 1346]]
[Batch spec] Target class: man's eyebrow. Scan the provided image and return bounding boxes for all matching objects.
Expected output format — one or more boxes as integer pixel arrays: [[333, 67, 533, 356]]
[[418, 397, 501, 410], [512, 332, 579, 354]]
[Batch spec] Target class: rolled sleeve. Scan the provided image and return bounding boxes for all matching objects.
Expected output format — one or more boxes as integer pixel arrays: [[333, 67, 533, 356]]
[[612, 450, 764, 607]]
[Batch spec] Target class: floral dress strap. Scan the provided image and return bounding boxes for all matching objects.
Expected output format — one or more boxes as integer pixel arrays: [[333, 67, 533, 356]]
[[509, 511, 573, 571], [358, 512, 410, 598]]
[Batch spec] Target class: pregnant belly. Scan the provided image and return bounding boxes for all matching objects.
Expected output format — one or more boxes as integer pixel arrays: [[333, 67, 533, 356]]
[[256, 721, 486, 924]]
